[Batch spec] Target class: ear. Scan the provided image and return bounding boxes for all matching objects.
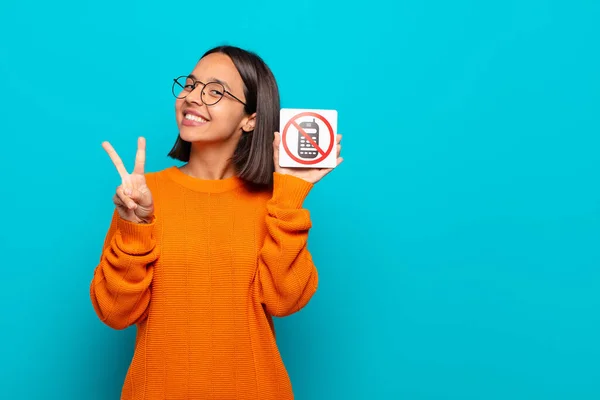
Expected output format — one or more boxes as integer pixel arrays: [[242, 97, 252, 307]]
[[241, 112, 257, 133]]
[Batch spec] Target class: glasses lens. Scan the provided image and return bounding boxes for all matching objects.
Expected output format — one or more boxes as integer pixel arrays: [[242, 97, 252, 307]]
[[172, 76, 193, 98], [202, 82, 225, 105]]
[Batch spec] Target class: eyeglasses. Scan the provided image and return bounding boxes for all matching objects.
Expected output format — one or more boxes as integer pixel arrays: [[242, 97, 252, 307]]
[[172, 75, 246, 106]]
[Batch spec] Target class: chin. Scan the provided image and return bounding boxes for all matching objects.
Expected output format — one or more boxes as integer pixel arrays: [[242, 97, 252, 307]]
[[179, 123, 206, 139], [179, 126, 224, 144]]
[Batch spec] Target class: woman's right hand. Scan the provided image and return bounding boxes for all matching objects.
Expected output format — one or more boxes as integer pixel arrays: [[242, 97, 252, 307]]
[[102, 137, 154, 224]]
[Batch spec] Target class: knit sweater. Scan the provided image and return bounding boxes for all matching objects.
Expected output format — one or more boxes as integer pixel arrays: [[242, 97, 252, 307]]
[[90, 166, 318, 400]]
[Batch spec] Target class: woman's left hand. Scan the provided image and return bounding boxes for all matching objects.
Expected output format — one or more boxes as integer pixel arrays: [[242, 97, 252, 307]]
[[273, 132, 343, 184]]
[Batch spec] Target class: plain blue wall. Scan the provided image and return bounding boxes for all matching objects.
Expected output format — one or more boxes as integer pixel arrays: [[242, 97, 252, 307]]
[[1, 0, 599, 399]]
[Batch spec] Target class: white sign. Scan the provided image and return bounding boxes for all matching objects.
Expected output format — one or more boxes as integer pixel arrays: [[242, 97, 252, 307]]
[[278, 108, 338, 169]]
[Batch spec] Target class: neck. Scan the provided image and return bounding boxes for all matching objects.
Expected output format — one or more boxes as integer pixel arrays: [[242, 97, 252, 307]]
[[181, 141, 238, 180]]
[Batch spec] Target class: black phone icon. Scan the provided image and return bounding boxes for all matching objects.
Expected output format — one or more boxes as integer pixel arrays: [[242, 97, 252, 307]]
[[297, 118, 319, 159]]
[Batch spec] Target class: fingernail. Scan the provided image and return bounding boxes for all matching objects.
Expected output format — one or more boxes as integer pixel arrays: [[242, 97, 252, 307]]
[[125, 188, 131, 196]]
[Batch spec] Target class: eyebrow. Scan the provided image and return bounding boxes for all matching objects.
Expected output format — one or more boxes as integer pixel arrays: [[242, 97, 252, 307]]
[[188, 74, 232, 91]]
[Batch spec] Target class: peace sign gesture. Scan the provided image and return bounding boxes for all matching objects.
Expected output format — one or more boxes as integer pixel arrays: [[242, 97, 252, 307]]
[[102, 137, 154, 224]]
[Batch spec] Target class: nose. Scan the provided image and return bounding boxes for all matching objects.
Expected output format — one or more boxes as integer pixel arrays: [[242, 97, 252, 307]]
[[185, 84, 204, 106]]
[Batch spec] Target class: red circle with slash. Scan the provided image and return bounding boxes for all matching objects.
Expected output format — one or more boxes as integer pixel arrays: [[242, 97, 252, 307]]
[[281, 112, 335, 165]]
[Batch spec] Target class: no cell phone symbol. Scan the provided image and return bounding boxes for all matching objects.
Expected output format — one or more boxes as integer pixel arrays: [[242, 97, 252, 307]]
[[279, 109, 338, 169]]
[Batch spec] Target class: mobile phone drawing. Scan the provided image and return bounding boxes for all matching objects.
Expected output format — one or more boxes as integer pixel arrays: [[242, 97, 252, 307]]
[[297, 118, 319, 159]]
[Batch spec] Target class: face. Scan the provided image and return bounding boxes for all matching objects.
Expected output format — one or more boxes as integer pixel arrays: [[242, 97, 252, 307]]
[[175, 52, 256, 144]]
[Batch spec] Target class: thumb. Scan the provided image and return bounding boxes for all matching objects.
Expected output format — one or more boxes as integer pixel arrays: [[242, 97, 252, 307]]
[[130, 185, 152, 206], [273, 131, 280, 168]]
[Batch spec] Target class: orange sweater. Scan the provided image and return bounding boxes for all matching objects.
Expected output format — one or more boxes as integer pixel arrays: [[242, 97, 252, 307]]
[[90, 166, 318, 400]]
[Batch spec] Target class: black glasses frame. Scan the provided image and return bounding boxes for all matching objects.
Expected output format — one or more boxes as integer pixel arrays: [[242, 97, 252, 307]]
[[172, 75, 246, 106]]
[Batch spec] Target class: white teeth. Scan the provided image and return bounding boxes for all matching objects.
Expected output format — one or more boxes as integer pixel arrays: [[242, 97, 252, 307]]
[[185, 114, 207, 123]]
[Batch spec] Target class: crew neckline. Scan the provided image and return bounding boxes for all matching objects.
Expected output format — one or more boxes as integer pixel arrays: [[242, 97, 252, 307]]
[[163, 166, 245, 193]]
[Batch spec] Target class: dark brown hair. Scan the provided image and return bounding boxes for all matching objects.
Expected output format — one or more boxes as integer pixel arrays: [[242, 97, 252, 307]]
[[167, 45, 280, 187]]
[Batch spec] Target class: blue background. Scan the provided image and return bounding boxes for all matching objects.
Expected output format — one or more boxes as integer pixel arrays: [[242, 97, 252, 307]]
[[1, 0, 599, 399]]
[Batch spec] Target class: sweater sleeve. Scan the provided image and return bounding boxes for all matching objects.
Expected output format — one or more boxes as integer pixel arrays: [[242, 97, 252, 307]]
[[90, 210, 159, 330], [254, 172, 319, 317]]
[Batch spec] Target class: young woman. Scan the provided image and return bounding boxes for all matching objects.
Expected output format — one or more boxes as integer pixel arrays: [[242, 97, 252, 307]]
[[90, 45, 342, 400]]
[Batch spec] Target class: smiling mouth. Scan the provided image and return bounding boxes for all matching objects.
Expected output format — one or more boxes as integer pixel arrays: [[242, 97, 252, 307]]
[[184, 113, 208, 123]]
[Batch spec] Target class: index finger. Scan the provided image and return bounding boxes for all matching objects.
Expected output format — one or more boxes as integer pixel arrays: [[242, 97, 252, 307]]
[[102, 141, 129, 181], [133, 136, 146, 175]]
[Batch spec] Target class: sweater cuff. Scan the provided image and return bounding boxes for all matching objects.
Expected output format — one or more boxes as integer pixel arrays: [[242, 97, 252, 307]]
[[116, 215, 156, 254], [271, 172, 314, 209]]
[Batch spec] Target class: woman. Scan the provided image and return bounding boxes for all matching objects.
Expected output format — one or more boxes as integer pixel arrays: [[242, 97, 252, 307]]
[[90, 45, 343, 400]]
